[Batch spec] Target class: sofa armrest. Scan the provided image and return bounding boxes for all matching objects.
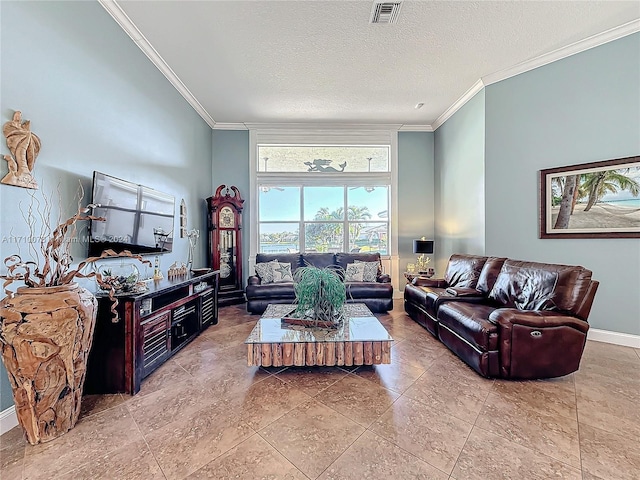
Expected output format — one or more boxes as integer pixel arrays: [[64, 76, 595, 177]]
[[413, 277, 447, 288], [489, 309, 589, 333], [491, 308, 590, 379], [377, 274, 391, 283], [247, 275, 261, 286], [445, 286, 482, 298]]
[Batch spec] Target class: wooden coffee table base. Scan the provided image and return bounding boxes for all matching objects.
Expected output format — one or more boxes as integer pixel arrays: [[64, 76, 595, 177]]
[[247, 340, 391, 367]]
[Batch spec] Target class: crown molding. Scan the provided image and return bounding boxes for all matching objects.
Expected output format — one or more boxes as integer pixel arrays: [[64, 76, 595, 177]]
[[98, 0, 216, 129], [244, 122, 404, 131], [398, 125, 434, 132], [100, 3, 638, 134], [213, 123, 248, 130], [482, 19, 640, 87], [431, 79, 485, 131], [432, 20, 640, 131]]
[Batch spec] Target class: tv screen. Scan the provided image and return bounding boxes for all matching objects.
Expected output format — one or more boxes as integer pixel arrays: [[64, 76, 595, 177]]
[[89, 172, 175, 256]]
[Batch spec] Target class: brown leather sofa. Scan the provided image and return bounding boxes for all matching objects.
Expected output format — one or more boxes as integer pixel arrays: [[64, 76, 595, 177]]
[[246, 252, 393, 314], [404, 254, 599, 379]]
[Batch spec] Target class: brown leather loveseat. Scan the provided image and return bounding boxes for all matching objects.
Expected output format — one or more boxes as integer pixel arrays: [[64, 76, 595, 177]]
[[246, 252, 393, 314], [404, 254, 599, 379]]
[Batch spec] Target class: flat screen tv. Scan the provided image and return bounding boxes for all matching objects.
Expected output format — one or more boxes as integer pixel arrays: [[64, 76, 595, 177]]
[[88, 171, 175, 256]]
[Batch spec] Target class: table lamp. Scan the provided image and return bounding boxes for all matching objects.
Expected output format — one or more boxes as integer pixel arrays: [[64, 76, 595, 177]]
[[413, 238, 434, 274]]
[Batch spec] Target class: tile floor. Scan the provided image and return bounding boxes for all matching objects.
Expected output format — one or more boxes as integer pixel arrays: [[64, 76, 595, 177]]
[[1, 304, 639, 479]]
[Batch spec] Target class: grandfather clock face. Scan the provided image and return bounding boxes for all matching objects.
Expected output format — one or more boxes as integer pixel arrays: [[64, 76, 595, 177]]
[[219, 206, 235, 228]]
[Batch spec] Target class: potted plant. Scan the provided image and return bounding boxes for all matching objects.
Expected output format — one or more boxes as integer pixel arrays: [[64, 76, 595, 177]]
[[0, 192, 149, 444], [284, 265, 346, 328]]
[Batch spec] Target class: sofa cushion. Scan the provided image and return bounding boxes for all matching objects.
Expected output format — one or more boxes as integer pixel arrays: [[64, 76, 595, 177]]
[[489, 262, 558, 311], [444, 254, 487, 288], [254, 261, 275, 284], [301, 253, 337, 270], [438, 302, 499, 352], [272, 262, 294, 282], [346, 282, 393, 299], [335, 252, 381, 274], [354, 260, 379, 282], [255, 253, 302, 273], [245, 282, 295, 300], [345, 262, 365, 282], [476, 257, 507, 294]]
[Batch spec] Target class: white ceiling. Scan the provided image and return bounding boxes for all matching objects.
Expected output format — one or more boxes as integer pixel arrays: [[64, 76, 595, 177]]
[[106, 1, 640, 129]]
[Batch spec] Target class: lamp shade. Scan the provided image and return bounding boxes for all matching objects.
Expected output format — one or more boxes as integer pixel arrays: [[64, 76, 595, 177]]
[[413, 239, 434, 254]]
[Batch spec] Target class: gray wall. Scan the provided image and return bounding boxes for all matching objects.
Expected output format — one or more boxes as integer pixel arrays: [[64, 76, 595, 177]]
[[0, 2, 212, 410], [211, 130, 250, 283], [484, 33, 640, 335], [434, 90, 486, 275], [398, 132, 435, 278]]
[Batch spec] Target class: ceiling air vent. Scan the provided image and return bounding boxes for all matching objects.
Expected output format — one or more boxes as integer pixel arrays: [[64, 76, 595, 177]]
[[370, 1, 402, 24]]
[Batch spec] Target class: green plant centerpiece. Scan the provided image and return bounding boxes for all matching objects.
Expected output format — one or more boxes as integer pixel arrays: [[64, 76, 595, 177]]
[[288, 265, 346, 328]]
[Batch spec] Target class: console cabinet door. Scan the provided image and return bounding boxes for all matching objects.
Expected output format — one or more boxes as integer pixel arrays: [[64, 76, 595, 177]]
[[141, 310, 171, 378]]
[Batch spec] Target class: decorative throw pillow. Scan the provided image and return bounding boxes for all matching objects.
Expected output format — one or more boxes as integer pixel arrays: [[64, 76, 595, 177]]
[[272, 261, 294, 283], [354, 260, 379, 282], [344, 262, 365, 282], [255, 262, 275, 284]]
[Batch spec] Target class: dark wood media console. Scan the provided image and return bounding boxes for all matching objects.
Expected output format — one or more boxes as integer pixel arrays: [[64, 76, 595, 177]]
[[85, 271, 219, 395]]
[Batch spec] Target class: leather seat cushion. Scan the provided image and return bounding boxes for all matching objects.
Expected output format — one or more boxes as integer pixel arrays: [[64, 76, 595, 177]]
[[438, 302, 499, 351], [345, 282, 393, 299], [245, 282, 295, 300], [404, 285, 450, 317]]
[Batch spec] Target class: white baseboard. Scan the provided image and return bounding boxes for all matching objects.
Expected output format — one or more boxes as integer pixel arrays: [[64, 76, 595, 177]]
[[0, 405, 18, 435], [588, 328, 640, 348]]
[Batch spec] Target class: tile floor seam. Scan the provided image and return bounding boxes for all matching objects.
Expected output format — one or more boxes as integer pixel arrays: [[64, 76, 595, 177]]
[[366, 427, 453, 478], [470, 423, 582, 473], [575, 410, 640, 444], [570, 371, 584, 475], [576, 414, 587, 479], [577, 419, 640, 444], [253, 428, 315, 480], [444, 377, 499, 478], [130, 398, 170, 480], [313, 427, 370, 479], [449, 414, 478, 480], [241, 388, 316, 432]]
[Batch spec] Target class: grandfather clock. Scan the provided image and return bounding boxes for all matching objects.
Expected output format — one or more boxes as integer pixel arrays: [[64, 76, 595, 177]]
[[207, 185, 245, 306]]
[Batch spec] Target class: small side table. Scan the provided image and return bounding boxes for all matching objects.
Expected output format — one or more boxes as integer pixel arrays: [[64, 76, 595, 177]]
[[404, 270, 435, 284]]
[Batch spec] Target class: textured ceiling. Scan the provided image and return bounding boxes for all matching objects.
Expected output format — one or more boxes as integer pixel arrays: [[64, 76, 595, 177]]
[[113, 0, 639, 127]]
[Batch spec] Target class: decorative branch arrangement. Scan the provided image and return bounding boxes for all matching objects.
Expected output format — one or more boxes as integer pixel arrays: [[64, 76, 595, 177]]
[[1, 185, 151, 320], [2, 111, 40, 189]]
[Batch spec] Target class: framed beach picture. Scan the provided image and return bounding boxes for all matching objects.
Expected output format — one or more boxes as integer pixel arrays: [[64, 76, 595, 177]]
[[539, 156, 640, 239]]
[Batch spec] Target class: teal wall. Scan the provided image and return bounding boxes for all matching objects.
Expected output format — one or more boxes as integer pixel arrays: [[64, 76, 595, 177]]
[[434, 90, 486, 275], [484, 33, 640, 335], [0, 2, 212, 410], [211, 129, 250, 283], [398, 132, 435, 277]]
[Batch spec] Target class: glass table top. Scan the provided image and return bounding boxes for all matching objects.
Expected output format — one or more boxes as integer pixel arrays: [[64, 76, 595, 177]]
[[245, 303, 393, 344]]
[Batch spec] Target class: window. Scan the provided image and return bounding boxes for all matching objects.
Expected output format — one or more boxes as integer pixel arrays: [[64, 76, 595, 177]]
[[255, 144, 391, 254]]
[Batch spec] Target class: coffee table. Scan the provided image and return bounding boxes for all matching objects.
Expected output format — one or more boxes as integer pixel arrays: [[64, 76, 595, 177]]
[[245, 303, 393, 367]]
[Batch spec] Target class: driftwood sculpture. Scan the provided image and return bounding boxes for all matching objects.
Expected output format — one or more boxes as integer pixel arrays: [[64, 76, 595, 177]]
[[0, 285, 97, 444], [2, 111, 41, 189]]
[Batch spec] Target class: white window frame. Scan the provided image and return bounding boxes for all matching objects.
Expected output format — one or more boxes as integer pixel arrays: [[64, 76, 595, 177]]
[[248, 124, 400, 291]]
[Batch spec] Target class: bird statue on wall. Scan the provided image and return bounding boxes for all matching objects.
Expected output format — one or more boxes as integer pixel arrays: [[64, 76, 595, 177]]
[[2, 111, 41, 189]]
